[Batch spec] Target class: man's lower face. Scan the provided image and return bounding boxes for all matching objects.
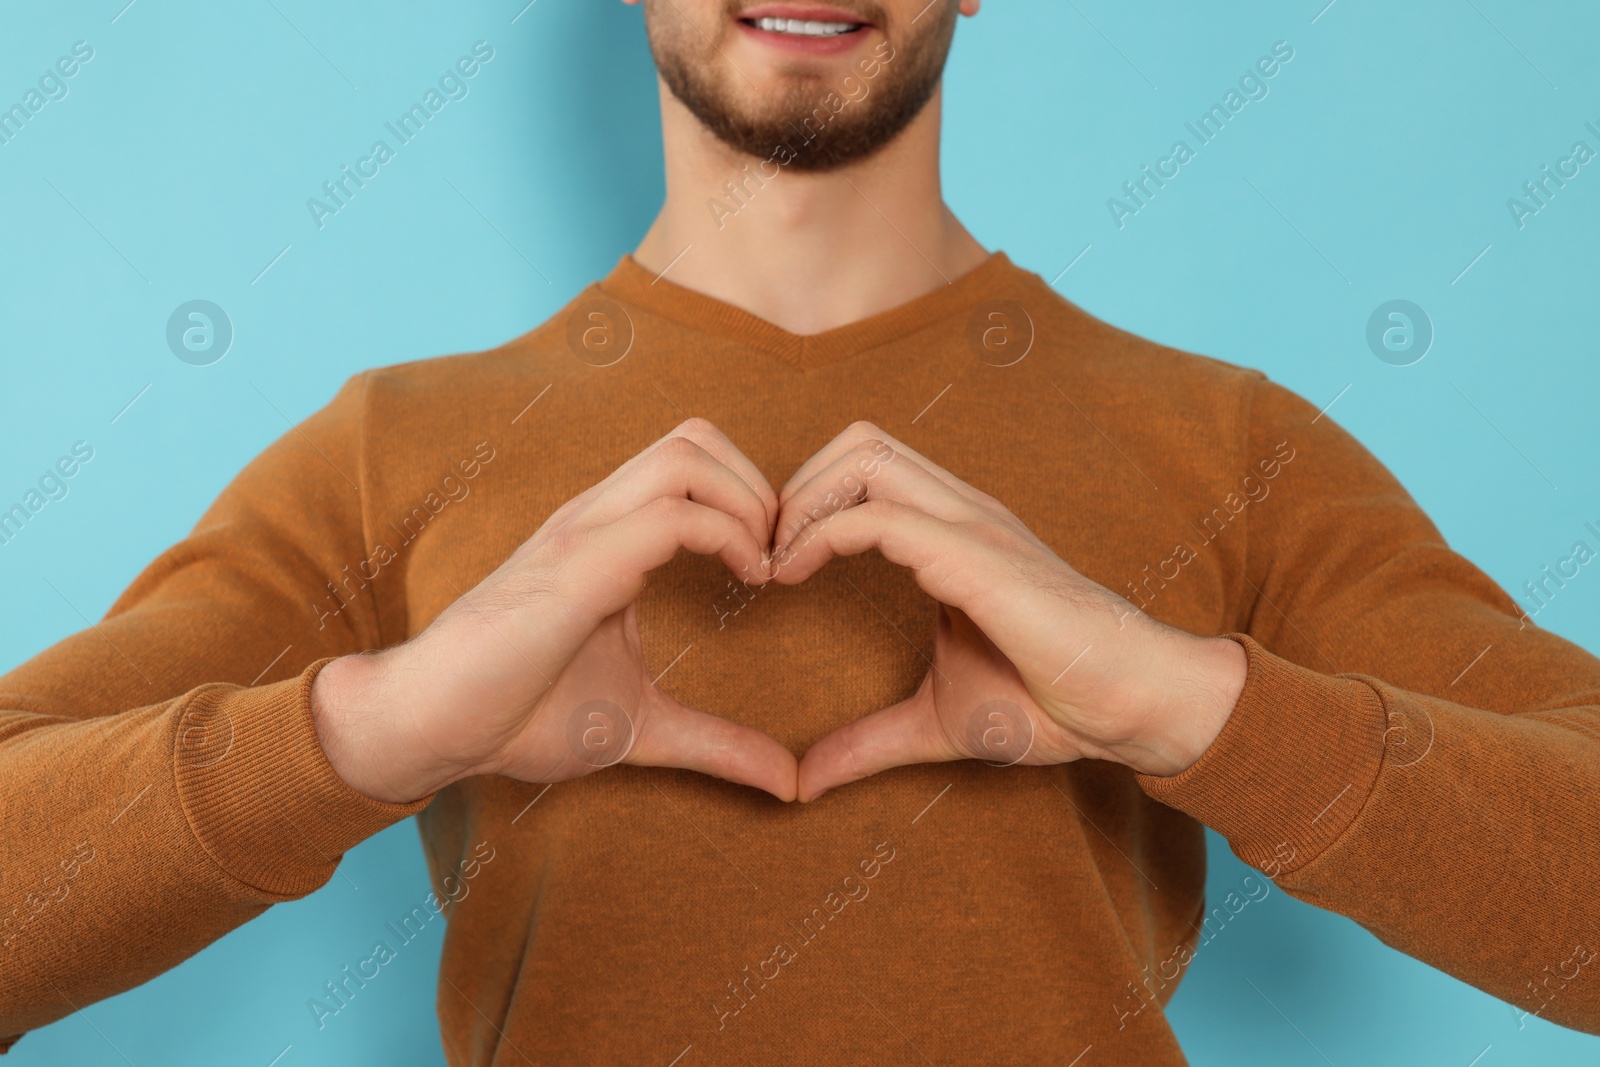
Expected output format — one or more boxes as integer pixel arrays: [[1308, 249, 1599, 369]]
[[644, 0, 959, 171]]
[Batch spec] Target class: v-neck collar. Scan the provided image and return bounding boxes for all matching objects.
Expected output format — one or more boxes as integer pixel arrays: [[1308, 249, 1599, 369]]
[[597, 251, 1023, 370]]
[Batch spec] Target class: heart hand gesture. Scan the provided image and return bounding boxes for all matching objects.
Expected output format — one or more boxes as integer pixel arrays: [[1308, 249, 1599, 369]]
[[312, 418, 1246, 807]]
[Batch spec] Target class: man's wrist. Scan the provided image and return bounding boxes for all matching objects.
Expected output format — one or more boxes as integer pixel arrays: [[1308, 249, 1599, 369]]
[[1112, 632, 1249, 778], [310, 649, 450, 805], [1179, 634, 1249, 768]]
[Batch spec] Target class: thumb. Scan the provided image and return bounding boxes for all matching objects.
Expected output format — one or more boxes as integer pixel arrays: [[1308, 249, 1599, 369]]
[[625, 685, 799, 802], [797, 682, 966, 803]]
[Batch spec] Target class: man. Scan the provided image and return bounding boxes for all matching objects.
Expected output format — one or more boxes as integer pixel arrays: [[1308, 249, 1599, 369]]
[[2, 0, 1597, 1063]]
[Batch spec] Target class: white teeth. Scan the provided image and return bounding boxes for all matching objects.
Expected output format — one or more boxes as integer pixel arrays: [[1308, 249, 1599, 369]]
[[752, 16, 858, 36]]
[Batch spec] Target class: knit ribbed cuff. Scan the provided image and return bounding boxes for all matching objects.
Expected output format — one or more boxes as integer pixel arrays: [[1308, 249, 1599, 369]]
[[1136, 633, 1389, 877], [173, 657, 433, 898]]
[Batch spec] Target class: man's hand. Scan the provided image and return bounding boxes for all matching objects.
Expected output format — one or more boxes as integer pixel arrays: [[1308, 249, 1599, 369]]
[[310, 419, 798, 804], [770, 422, 1248, 802]]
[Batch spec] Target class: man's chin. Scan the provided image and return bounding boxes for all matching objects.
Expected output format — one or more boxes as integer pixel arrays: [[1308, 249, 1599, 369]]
[[715, 24, 895, 130], [649, 0, 939, 173]]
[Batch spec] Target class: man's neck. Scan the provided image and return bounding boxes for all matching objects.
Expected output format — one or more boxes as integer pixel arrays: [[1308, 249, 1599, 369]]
[[633, 81, 990, 336]]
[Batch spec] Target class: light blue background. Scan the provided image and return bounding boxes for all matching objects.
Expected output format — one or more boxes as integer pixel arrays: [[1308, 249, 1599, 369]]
[[3, 1, 1598, 1063]]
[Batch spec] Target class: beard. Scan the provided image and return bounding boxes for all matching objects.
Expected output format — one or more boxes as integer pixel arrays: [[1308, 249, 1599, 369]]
[[644, 0, 959, 172]]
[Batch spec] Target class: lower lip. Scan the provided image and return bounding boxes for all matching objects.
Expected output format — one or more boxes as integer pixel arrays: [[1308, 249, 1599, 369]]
[[735, 20, 872, 57]]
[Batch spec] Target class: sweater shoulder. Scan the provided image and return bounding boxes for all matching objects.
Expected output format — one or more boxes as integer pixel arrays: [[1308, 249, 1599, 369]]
[[347, 284, 615, 444], [361, 285, 602, 398], [999, 270, 1267, 464], [1006, 269, 1265, 396], [324, 287, 611, 501]]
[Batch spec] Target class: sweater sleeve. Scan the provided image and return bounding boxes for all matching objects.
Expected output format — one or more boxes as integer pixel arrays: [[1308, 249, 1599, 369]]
[[1136, 375, 1600, 1034], [0, 373, 431, 1049]]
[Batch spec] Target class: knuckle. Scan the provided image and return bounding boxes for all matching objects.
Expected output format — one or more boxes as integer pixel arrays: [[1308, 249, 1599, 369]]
[[705, 715, 740, 758], [642, 494, 688, 519], [540, 490, 590, 532], [543, 521, 589, 563], [856, 437, 896, 467], [856, 436, 889, 456], [676, 416, 720, 440], [961, 516, 1007, 547], [836, 729, 870, 782], [655, 435, 704, 464]]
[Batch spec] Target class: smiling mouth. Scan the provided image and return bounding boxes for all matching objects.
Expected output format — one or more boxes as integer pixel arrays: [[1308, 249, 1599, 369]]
[[740, 16, 868, 38]]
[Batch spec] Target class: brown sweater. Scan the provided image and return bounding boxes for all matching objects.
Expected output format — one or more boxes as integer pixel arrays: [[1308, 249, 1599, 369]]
[[3, 252, 1598, 1063]]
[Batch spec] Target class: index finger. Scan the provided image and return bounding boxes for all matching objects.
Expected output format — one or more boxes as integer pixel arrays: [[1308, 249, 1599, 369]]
[[670, 417, 779, 535], [587, 417, 778, 542], [778, 421, 986, 511]]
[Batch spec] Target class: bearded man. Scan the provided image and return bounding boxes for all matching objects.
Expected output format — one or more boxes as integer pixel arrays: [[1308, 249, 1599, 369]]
[[3, 2, 1597, 1063]]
